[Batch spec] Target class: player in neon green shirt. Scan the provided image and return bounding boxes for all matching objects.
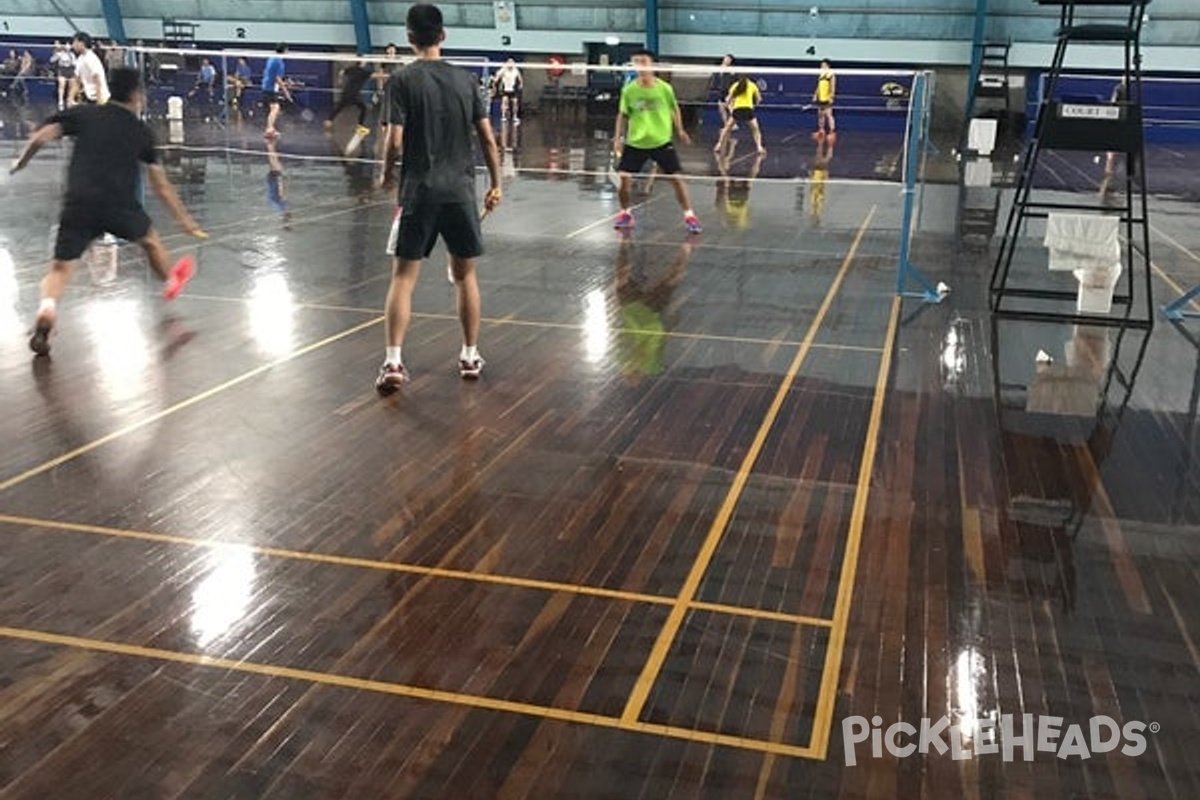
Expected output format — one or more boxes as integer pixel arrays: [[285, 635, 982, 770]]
[[612, 50, 701, 234]]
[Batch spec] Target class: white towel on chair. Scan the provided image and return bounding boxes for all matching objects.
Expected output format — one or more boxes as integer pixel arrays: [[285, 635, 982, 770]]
[[1044, 213, 1120, 261]]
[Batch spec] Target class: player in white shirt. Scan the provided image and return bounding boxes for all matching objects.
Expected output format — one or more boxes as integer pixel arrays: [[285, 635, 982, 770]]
[[50, 42, 76, 109], [492, 59, 523, 123], [71, 32, 109, 104]]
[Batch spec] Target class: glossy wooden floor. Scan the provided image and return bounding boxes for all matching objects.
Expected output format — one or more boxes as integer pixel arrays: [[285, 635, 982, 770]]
[[0, 117, 1197, 799]]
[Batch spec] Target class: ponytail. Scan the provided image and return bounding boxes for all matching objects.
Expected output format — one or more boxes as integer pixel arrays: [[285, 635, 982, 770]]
[[732, 75, 750, 97]]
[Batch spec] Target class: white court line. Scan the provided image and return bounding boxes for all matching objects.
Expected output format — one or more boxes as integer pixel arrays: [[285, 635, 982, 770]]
[[564, 195, 663, 239]]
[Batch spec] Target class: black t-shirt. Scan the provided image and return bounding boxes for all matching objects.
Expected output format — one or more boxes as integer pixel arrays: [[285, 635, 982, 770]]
[[341, 65, 372, 98], [386, 59, 486, 203], [51, 104, 157, 207]]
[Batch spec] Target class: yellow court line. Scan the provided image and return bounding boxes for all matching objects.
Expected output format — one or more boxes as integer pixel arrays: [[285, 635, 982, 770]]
[[179, 292, 885, 353], [619, 206, 878, 725], [0, 317, 383, 494], [807, 294, 902, 760], [1151, 223, 1200, 267], [0, 625, 819, 759], [0, 514, 836, 630]]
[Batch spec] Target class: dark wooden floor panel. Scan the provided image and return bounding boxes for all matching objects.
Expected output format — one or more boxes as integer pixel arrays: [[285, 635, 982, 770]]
[[0, 524, 675, 718], [0, 640, 795, 800], [0, 303, 378, 482], [696, 477, 854, 620], [830, 304, 1200, 800], [639, 613, 829, 747]]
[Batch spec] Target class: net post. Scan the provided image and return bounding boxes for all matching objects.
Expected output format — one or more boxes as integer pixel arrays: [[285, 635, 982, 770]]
[[220, 51, 231, 132], [896, 70, 948, 304]]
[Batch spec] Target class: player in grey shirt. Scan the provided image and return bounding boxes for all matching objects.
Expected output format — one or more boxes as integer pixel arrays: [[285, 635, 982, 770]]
[[376, 3, 502, 394]]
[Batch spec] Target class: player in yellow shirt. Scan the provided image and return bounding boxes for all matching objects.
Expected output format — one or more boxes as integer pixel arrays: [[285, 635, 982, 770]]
[[813, 59, 836, 139], [712, 74, 766, 157], [809, 130, 835, 226]]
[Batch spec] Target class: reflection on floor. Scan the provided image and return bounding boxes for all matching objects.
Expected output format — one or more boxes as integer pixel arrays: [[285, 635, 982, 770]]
[[0, 115, 1197, 799]]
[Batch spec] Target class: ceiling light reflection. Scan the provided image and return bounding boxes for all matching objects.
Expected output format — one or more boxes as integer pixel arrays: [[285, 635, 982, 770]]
[[191, 544, 257, 649], [0, 245, 18, 334], [582, 289, 609, 363], [84, 296, 151, 403], [953, 647, 986, 739], [248, 271, 296, 356]]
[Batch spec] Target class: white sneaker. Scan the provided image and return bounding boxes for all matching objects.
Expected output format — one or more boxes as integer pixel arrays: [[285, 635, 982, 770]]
[[459, 356, 484, 379]]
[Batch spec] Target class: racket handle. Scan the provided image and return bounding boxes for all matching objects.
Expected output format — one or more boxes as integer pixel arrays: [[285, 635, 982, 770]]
[[480, 206, 491, 221]]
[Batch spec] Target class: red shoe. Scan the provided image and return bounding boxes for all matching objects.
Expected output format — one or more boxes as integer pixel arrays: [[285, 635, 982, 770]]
[[163, 255, 195, 300], [375, 362, 410, 396]]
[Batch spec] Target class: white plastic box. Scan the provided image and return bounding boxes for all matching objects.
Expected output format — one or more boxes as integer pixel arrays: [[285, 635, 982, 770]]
[[1075, 263, 1122, 314]]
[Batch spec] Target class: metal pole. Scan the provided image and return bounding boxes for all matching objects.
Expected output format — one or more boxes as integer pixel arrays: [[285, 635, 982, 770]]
[[965, 0, 988, 117], [100, 0, 128, 44], [350, 0, 373, 55], [645, 0, 660, 53]]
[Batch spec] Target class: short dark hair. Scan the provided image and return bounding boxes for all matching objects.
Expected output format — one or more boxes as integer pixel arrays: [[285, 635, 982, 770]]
[[632, 48, 656, 61], [407, 4, 445, 49], [73, 32, 93, 49], [275, 42, 288, 54], [109, 67, 143, 103]]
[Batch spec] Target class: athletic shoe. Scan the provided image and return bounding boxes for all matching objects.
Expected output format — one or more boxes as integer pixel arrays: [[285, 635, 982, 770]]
[[163, 255, 195, 300], [684, 214, 703, 235], [459, 356, 485, 380], [614, 210, 635, 230], [29, 317, 52, 357], [513, 118, 521, 126], [375, 362, 409, 396], [355, 125, 370, 137]]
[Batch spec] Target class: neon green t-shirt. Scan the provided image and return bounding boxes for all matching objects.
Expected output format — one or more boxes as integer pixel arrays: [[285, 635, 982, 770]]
[[620, 78, 677, 150]]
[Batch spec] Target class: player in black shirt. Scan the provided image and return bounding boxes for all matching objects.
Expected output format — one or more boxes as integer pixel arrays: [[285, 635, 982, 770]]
[[375, 4, 502, 394], [9, 67, 206, 357], [326, 59, 374, 151]]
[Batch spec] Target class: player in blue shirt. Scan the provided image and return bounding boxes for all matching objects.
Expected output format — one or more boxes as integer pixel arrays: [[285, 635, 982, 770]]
[[262, 43, 289, 140], [188, 58, 218, 111], [227, 56, 253, 110]]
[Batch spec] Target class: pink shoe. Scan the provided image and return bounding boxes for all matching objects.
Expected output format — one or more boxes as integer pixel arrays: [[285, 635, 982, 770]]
[[163, 255, 195, 300]]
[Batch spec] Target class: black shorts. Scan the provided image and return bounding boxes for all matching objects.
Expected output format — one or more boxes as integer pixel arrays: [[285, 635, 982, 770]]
[[817, 100, 833, 110], [732, 107, 755, 124], [501, 90, 518, 99], [388, 200, 483, 261], [617, 144, 682, 175], [54, 204, 152, 261], [262, 90, 283, 106]]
